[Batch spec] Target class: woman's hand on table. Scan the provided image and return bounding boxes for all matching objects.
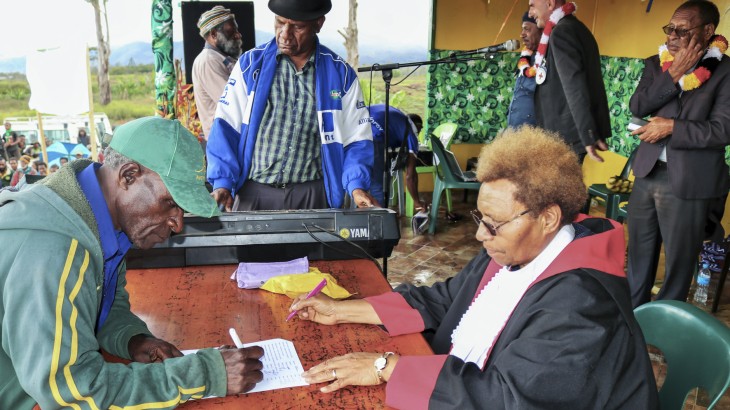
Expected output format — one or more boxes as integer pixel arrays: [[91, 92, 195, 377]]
[[289, 293, 339, 325], [302, 352, 399, 393]]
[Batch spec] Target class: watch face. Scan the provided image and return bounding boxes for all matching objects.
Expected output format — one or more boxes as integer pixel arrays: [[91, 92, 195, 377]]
[[375, 357, 387, 370]]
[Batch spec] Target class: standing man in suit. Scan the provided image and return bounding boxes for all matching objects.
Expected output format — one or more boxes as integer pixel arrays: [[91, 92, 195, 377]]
[[528, 0, 610, 162], [627, 0, 729, 307]]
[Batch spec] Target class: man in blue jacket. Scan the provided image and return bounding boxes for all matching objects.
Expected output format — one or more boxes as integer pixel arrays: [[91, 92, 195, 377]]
[[369, 104, 427, 211], [207, 0, 377, 211]]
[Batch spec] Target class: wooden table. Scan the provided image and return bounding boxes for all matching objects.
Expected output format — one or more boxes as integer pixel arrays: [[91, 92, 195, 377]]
[[125, 259, 433, 409]]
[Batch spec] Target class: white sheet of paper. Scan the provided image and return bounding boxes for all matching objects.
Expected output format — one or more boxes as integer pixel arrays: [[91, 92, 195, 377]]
[[182, 338, 308, 394]]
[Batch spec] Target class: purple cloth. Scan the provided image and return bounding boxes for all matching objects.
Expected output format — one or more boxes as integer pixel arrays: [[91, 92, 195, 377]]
[[230, 256, 309, 288]]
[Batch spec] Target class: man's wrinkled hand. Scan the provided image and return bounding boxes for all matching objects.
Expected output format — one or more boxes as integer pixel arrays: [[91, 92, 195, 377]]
[[631, 117, 674, 144], [221, 346, 265, 395], [211, 188, 233, 212], [352, 189, 380, 208], [128, 334, 183, 363], [668, 34, 706, 83], [585, 140, 609, 163]]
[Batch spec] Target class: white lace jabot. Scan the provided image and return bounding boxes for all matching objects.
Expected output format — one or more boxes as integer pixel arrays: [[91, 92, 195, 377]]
[[450, 224, 575, 366]]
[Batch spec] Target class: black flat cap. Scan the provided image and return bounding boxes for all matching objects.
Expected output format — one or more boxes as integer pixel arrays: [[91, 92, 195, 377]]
[[268, 0, 332, 21]]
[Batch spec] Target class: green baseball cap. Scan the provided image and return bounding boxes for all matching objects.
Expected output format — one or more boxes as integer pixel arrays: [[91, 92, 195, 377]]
[[110, 117, 221, 218]]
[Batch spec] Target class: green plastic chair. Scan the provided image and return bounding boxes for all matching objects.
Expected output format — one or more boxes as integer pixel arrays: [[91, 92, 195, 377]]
[[584, 147, 637, 222], [617, 201, 628, 221], [428, 135, 481, 234], [407, 122, 459, 217], [430, 123, 459, 213], [634, 300, 730, 410], [432, 122, 458, 149]]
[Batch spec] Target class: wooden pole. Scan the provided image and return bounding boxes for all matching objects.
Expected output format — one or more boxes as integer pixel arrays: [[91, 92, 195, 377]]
[[36, 112, 49, 165], [86, 45, 98, 161]]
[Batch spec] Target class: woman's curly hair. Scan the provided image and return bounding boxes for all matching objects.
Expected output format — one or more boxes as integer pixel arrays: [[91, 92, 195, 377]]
[[476, 126, 587, 225]]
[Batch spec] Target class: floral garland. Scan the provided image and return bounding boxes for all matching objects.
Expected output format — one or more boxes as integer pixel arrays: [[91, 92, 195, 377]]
[[533, 2, 577, 77], [517, 48, 536, 77], [659, 35, 728, 91]]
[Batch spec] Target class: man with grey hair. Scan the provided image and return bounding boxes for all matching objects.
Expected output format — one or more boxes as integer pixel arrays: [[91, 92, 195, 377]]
[[192, 5, 243, 140], [627, 0, 730, 307], [0, 117, 264, 408]]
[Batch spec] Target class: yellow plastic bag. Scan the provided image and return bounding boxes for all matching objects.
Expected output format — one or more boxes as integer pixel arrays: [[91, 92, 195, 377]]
[[260, 268, 352, 299]]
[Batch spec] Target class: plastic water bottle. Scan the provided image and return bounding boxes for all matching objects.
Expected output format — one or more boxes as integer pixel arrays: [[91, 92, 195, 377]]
[[693, 262, 711, 305]]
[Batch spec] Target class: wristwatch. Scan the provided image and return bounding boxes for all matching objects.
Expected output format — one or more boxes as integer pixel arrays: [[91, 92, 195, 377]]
[[374, 352, 395, 383]]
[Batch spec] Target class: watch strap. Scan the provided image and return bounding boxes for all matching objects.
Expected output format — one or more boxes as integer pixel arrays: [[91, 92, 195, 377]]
[[376, 352, 395, 383]]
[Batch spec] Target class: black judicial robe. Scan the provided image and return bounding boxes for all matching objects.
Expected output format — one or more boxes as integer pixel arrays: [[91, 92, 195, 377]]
[[366, 216, 658, 409]]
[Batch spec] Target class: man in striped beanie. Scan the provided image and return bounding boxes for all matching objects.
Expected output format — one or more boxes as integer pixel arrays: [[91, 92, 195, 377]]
[[192, 5, 243, 140]]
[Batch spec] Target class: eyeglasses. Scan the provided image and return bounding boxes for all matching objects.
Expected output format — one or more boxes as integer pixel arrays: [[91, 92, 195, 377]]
[[470, 209, 530, 236], [661, 24, 703, 38]]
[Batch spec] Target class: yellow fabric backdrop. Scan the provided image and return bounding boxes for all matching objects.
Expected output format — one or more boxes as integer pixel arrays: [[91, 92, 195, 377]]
[[433, 0, 729, 59]]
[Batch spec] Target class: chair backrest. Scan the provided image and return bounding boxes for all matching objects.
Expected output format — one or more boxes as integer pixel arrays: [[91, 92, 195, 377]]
[[634, 300, 730, 410], [620, 146, 639, 180], [430, 136, 465, 183], [582, 146, 639, 188], [25, 174, 45, 184], [431, 122, 458, 149]]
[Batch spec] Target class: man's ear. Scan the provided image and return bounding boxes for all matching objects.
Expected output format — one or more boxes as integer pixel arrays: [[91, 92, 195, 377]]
[[315, 16, 325, 33], [703, 23, 716, 43], [118, 162, 141, 190], [205, 29, 219, 45]]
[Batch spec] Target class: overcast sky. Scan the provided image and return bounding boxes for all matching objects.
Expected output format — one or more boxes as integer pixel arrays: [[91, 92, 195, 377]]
[[0, 0, 430, 59]]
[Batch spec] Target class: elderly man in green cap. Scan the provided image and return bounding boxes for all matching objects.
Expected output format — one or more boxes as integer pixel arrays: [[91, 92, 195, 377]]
[[0, 117, 264, 408]]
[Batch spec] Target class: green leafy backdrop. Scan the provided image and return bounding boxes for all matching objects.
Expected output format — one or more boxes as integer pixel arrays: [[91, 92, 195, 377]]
[[426, 50, 730, 164], [425, 50, 644, 156]]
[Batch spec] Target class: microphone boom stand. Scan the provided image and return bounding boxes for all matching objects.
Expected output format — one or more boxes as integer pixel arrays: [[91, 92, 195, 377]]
[[358, 53, 493, 278]]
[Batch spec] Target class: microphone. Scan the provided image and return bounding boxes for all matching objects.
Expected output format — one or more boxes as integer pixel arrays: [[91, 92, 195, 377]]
[[469, 39, 521, 54]]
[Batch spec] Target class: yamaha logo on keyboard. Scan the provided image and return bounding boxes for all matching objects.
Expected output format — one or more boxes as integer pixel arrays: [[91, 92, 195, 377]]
[[339, 227, 369, 239]]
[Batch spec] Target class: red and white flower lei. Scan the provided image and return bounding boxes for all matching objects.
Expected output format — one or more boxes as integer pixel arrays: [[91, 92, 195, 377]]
[[533, 2, 577, 73], [517, 48, 536, 77], [658, 35, 728, 91]]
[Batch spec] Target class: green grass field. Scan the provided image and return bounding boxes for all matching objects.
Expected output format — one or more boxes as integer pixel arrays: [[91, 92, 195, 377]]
[[0, 64, 427, 127]]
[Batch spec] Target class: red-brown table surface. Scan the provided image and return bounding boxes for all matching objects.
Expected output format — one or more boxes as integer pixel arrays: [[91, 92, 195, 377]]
[[124, 259, 433, 409]]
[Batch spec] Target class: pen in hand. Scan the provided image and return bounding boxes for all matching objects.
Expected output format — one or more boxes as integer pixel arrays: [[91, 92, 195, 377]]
[[229, 327, 244, 348], [286, 278, 328, 322]]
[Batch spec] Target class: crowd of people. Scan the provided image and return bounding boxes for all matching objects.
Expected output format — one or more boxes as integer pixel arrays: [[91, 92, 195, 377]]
[[0, 0, 728, 408], [0, 121, 94, 187]]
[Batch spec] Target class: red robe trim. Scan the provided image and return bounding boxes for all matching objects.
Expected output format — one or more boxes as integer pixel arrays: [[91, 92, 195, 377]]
[[386, 355, 447, 410], [365, 292, 426, 336]]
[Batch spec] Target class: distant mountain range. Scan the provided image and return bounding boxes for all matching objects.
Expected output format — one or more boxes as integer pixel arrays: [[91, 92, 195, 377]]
[[0, 30, 427, 74]]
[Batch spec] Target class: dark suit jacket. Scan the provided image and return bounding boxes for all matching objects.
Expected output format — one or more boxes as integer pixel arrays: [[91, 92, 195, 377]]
[[534, 15, 611, 155], [630, 55, 730, 199]]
